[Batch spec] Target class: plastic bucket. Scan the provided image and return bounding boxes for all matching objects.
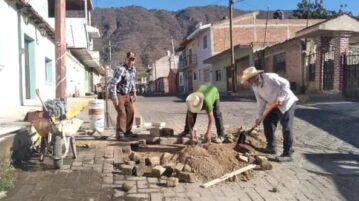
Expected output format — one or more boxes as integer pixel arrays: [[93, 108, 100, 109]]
[[88, 99, 105, 132]]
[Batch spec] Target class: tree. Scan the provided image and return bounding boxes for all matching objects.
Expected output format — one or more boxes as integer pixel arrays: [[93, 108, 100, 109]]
[[294, 0, 354, 19], [293, 0, 330, 19]]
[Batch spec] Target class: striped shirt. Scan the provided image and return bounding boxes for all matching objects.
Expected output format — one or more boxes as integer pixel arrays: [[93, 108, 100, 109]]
[[108, 64, 136, 100]]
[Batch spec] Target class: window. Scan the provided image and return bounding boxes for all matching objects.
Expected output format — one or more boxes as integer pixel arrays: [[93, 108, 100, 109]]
[[215, 70, 221, 81], [193, 72, 197, 80], [179, 73, 183, 85], [203, 35, 208, 49], [308, 63, 315, 81], [273, 52, 286, 73], [45, 58, 53, 84], [204, 69, 210, 82]]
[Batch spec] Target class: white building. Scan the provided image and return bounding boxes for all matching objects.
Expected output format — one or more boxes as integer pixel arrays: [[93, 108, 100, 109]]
[[0, 0, 101, 116]]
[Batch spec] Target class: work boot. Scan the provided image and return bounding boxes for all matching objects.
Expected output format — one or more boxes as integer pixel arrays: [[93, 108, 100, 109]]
[[275, 153, 293, 162], [125, 130, 138, 138], [178, 131, 188, 137], [261, 146, 277, 154], [116, 132, 125, 141]]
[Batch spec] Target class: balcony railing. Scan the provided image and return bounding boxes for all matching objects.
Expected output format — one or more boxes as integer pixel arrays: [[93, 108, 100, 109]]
[[179, 54, 197, 69]]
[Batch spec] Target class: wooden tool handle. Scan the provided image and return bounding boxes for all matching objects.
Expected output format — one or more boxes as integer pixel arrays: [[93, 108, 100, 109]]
[[35, 89, 48, 111]]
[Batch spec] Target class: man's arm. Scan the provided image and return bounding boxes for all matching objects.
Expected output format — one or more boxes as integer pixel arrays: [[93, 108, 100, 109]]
[[205, 112, 214, 140], [108, 67, 123, 105], [131, 71, 137, 102], [187, 112, 196, 139], [268, 74, 290, 104]]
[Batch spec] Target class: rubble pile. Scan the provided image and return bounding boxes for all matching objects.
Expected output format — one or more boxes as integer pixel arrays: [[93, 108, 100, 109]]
[[112, 120, 278, 187]]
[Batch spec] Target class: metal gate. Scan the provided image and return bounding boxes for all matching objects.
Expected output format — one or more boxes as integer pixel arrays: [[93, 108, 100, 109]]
[[322, 51, 334, 91], [344, 54, 359, 100]]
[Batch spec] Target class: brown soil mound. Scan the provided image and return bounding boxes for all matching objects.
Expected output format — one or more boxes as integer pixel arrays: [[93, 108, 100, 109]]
[[177, 144, 245, 181]]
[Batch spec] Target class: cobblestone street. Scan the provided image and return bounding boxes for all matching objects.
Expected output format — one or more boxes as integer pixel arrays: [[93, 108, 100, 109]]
[[2, 95, 359, 201]]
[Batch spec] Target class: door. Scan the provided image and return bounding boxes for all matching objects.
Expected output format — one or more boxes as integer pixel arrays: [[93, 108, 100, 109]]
[[226, 66, 233, 92], [322, 51, 334, 91], [24, 36, 36, 99]]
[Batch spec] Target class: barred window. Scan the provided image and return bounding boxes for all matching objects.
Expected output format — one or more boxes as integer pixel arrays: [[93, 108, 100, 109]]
[[273, 52, 286, 73], [308, 63, 315, 81], [215, 70, 221, 81]]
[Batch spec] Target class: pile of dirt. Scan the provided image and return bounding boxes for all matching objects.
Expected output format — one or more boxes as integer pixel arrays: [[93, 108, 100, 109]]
[[176, 144, 247, 181]]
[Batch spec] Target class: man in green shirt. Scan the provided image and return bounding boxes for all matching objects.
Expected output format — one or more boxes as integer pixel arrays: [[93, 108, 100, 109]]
[[182, 85, 225, 143]]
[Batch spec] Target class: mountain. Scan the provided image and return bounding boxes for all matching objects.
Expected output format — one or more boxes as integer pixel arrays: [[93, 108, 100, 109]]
[[91, 6, 295, 73]]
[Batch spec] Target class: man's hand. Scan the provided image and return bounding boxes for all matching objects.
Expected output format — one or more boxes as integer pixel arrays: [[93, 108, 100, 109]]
[[254, 118, 262, 127], [112, 99, 119, 107], [132, 93, 137, 102], [204, 131, 211, 142], [189, 130, 197, 141]]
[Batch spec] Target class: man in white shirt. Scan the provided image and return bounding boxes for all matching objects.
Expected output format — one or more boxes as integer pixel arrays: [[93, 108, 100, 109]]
[[241, 66, 298, 162]]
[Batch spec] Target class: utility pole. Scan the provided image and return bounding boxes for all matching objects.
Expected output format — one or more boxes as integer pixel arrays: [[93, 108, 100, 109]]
[[229, 0, 236, 92], [171, 36, 176, 69], [55, 0, 66, 99], [105, 40, 111, 128]]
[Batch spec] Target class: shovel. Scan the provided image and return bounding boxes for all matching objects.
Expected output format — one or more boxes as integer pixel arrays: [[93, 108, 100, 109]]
[[237, 103, 278, 144]]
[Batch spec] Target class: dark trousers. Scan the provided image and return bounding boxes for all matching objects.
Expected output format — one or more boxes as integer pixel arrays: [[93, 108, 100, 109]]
[[263, 103, 296, 154], [115, 94, 134, 137], [183, 99, 224, 137]]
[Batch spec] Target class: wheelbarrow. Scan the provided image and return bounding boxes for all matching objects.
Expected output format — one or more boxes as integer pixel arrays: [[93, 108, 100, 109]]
[[33, 89, 83, 169], [32, 116, 83, 169]]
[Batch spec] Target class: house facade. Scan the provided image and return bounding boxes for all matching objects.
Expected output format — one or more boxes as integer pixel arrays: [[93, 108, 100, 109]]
[[178, 12, 322, 93], [253, 14, 359, 98], [148, 51, 178, 93], [0, 0, 101, 114]]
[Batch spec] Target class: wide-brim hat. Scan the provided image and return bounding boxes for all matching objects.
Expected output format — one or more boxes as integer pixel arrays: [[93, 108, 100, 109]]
[[241, 66, 264, 84], [186, 92, 204, 113]]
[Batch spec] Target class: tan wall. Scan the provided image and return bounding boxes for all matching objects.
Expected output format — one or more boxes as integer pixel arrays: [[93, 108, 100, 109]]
[[212, 16, 323, 54], [259, 38, 303, 91]]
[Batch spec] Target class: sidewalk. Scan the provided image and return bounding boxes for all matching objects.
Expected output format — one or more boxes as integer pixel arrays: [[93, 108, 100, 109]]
[[0, 97, 94, 136]]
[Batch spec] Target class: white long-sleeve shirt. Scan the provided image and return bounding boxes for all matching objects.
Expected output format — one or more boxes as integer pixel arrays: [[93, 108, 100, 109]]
[[252, 73, 298, 119]]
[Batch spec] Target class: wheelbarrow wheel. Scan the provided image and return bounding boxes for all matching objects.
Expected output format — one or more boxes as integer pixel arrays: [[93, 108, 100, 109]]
[[53, 135, 63, 169]]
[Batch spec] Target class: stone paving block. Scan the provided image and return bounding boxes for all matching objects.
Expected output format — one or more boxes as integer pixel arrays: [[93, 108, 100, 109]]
[[120, 164, 135, 175], [146, 156, 160, 166], [150, 165, 166, 178], [134, 163, 146, 177], [178, 172, 196, 183], [160, 153, 173, 165], [151, 193, 163, 201], [166, 177, 179, 187], [102, 176, 113, 184], [161, 128, 174, 136], [126, 176, 147, 181], [137, 188, 161, 193], [147, 177, 159, 184], [150, 128, 161, 137], [72, 161, 82, 167], [135, 116, 143, 127], [137, 180, 149, 189], [175, 163, 185, 172], [152, 122, 166, 128]]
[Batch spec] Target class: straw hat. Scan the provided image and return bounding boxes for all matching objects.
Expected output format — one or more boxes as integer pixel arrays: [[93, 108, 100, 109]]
[[186, 92, 204, 113], [241, 66, 264, 84]]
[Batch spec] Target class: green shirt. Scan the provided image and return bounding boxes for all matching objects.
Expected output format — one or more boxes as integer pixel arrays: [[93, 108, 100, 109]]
[[197, 85, 220, 113]]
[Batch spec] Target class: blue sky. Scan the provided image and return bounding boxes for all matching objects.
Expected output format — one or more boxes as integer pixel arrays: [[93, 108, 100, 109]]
[[93, 0, 359, 15]]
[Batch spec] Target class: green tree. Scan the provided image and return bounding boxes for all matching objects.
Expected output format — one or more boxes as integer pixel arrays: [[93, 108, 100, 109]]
[[294, 0, 354, 19], [293, 0, 330, 19]]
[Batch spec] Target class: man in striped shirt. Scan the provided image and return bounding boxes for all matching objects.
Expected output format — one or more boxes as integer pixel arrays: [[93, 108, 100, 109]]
[[108, 52, 137, 140]]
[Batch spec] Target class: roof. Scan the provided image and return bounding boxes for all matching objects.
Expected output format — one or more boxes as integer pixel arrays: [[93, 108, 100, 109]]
[[296, 14, 359, 38], [204, 44, 252, 64], [5, 0, 55, 41], [180, 24, 211, 46]]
